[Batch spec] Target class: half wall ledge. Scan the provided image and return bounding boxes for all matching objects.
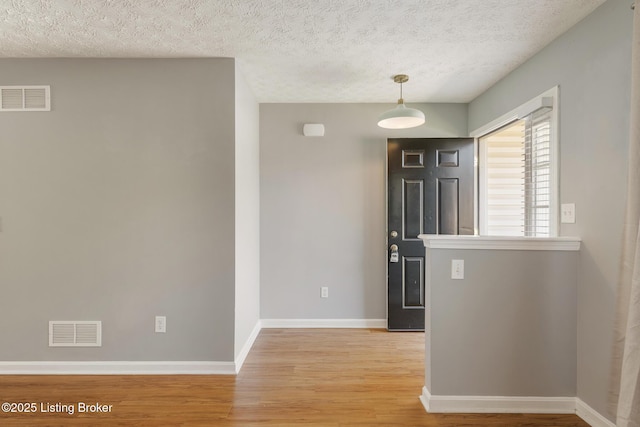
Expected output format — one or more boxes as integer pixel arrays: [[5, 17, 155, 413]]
[[418, 234, 581, 251]]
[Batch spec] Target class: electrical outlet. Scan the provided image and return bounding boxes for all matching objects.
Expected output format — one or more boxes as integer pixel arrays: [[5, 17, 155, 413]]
[[321, 287, 329, 298], [155, 316, 166, 333], [451, 259, 464, 280]]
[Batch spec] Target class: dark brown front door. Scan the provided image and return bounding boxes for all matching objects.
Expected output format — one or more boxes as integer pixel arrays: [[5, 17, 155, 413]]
[[387, 138, 474, 331]]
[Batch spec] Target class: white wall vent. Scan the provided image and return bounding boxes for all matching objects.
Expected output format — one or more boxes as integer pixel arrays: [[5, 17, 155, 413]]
[[1, 86, 50, 111], [49, 321, 102, 347]]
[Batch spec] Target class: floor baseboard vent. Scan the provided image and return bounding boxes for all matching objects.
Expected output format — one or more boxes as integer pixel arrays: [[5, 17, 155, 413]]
[[49, 321, 102, 347]]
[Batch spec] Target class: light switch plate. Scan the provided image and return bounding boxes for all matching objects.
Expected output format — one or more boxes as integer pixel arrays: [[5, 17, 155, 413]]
[[561, 203, 576, 223], [451, 259, 464, 280]]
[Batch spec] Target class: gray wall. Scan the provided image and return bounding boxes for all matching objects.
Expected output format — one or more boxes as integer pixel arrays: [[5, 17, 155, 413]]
[[234, 66, 261, 358], [468, 0, 632, 418], [0, 58, 238, 361], [259, 103, 467, 320], [426, 248, 577, 397]]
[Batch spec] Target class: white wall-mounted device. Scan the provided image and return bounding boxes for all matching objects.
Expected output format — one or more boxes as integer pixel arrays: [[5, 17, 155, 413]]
[[303, 123, 325, 137]]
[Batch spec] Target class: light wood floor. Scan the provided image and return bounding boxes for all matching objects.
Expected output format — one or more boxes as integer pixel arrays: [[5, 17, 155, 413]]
[[0, 329, 589, 426]]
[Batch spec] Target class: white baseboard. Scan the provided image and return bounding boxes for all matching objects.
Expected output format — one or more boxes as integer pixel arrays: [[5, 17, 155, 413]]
[[234, 320, 262, 373], [576, 398, 616, 427], [0, 361, 236, 375], [421, 388, 616, 427], [261, 318, 387, 329], [420, 387, 576, 414]]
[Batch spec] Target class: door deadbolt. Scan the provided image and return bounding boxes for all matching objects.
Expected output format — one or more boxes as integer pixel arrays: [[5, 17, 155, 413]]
[[390, 230, 398, 238], [389, 244, 399, 263]]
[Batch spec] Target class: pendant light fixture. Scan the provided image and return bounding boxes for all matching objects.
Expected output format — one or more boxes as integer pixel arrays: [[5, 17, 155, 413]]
[[377, 74, 425, 129]]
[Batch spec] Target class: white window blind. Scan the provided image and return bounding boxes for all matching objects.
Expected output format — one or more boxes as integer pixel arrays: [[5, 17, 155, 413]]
[[481, 120, 525, 236], [480, 107, 552, 237], [525, 108, 552, 237]]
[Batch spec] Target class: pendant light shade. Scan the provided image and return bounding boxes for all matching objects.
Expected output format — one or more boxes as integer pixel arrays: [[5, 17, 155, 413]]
[[377, 74, 425, 129], [377, 103, 425, 129]]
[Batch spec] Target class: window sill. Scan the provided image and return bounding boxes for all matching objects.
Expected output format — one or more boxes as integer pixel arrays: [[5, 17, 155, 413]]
[[418, 235, 581, 251]]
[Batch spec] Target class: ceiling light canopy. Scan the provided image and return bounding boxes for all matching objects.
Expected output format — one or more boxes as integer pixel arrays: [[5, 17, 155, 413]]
[[377, 74, 425, 129]]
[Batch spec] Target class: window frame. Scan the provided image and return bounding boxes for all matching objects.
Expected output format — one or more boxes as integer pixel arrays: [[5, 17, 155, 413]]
[[471, 86, 560, 237]]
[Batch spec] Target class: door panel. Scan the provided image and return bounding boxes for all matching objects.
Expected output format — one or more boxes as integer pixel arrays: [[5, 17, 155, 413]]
[[403, 257, 424, 308], [403, 180, 424, 239], [387, 138, 474, 331], [437, 178, 459, 235]]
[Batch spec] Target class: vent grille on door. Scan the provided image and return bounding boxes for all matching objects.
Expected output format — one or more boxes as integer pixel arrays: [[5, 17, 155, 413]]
[[0, 86, 50, 111], [49, 321, 102, 347]]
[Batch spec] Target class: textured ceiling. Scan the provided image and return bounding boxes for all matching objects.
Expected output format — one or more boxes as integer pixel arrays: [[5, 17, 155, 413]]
[[0, 0, 607, 103]]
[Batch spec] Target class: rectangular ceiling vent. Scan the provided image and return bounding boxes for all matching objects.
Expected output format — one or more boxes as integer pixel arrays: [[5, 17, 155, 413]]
[[1, 86, 50, 112], [49, 321, 102, 347]]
